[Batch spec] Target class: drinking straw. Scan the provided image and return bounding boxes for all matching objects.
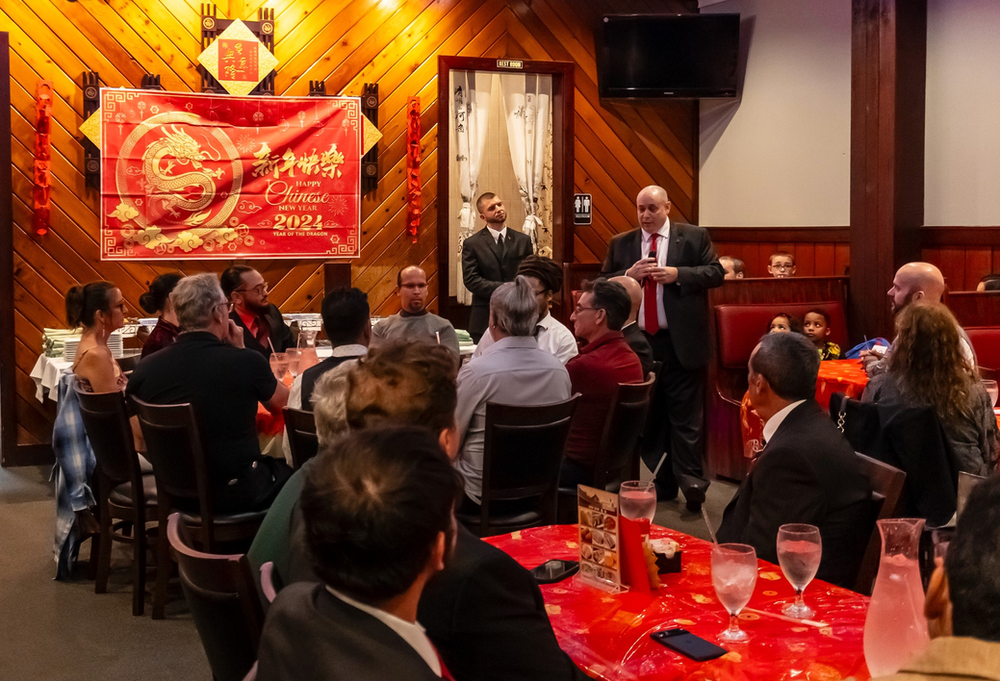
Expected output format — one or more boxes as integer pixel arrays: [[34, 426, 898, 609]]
[[701, 506, 718, 545]]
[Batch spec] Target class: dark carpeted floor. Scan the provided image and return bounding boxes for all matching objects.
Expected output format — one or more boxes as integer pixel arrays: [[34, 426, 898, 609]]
[[0, 462, 736, 681]]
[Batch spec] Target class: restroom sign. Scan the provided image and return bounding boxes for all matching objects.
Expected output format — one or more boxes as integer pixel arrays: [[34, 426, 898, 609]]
[[574, 193, 592, 225]]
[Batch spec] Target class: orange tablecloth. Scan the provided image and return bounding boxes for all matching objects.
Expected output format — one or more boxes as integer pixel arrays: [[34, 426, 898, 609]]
[[741, 360, 871, 459], [815, 360, 871, 410], [487, 525, 871, 681]]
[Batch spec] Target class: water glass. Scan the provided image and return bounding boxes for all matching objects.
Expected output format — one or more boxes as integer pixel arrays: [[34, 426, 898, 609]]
[[982, 379, 998, 407], [619, 481, 656, 522], [776, 524, 822, 619], [269, 352, 289, 380], [711, 543, 758, 642], [286, 348, 301, 378]]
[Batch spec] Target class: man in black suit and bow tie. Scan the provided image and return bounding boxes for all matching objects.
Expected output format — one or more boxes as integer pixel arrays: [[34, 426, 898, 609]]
[[461, 193, 534, 342], [601, 185, 724, 511], [716, 332, 872, 588]]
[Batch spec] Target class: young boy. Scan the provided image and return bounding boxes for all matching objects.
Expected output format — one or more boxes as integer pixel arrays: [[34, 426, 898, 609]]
[[804, 309, 841, 360], [767, 252, 796, 278]]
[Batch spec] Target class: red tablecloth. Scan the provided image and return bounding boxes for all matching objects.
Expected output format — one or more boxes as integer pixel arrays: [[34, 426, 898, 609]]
[[815, 360, 870, 410], [741, 360, 871, 459], [486, 525, 871, 681]]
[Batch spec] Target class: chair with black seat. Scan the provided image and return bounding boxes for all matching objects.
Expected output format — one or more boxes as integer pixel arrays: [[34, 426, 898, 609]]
[[76, 387, 158, 616], [852, 453, 907, 595], [133, 397, 269, 619], [457, 394, 579, 538], [167, 512, 263, 681], [282, 407, 319, 471], [558, 377, 655, 522]]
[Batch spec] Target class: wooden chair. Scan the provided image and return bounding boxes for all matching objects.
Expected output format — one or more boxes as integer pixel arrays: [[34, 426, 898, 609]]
[[457, 395, 580, 538], [75, 387, 158, 616], [852, 453, 907, 595], [282, 407, 319, 470], [558, 376, 655, 522], [133, 398, 269, 618], [167, 513, 263, 681]]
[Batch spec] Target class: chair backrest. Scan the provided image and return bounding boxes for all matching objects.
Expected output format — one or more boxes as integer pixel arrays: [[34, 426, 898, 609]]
[[167, 513, 263, 681], [75, 388, 143, 492], [133, 397, 216, 544], [480, 394, 580, 531], [965, 326, 1000, 372], [282, 408, 319, 471], [715, 301, 848, 369], [593, 377, 655, 489], [852, 453, 907, 595]]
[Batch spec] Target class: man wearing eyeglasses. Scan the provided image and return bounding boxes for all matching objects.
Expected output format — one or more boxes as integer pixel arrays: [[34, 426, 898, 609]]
[[221, 265, 295, 359]]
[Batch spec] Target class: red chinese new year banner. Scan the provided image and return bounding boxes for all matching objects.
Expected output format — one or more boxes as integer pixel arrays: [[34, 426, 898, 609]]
[[100, 89, 362, 260]]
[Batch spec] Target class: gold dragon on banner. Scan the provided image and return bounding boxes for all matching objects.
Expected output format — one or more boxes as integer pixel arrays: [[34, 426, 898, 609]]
[[108, 111, 251, 255]]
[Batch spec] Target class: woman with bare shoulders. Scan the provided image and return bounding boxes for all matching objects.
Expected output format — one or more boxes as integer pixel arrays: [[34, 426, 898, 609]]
[[862, 301, 999, 475], [66, 281, 128, 393]]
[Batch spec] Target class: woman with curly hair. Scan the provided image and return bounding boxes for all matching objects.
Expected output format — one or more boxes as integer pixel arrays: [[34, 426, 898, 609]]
[[862, 301, 998, 475]]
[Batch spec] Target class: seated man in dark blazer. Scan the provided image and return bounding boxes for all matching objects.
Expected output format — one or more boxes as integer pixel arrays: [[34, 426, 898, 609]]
[[256, 427, 463, 681], [717, 332, 873, 588], [461, 192, 533, 342], [609, 275, 655, 376], [221, 265, 294, 359], [248, 340, 587, 681]]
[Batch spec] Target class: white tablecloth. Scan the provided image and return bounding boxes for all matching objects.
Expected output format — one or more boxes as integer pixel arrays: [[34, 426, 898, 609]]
[[30, 355, 72, 403]]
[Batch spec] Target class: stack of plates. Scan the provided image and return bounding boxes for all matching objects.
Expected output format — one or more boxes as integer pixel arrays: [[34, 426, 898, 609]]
[[455, 329, 474, 349], [63, 338, 81, 363], [108, 330, 124, 358], [42, 328, 82, 358]]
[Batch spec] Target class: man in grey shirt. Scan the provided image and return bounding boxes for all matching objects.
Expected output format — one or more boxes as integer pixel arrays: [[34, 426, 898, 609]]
[[372, 265, 460, 357], [454, 276, 571, 506]]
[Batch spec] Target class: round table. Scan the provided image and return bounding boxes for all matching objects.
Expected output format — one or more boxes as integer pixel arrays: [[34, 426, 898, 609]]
[[486, 525, 872, 681]]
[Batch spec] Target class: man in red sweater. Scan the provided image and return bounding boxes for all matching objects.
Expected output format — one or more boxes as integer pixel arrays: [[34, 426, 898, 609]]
[[562, 279, 644, 489]]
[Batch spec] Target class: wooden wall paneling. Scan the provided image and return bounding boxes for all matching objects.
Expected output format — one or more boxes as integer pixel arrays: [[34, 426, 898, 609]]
[[1, 31, 14, 465]]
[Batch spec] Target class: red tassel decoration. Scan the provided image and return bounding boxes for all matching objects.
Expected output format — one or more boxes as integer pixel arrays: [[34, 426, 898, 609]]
[[32, 81, 54, 237], [405, 96, 421, 244]]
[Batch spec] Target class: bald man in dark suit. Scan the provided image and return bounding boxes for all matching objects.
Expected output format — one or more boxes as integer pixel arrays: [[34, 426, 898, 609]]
[[601, 186, 724, 512]]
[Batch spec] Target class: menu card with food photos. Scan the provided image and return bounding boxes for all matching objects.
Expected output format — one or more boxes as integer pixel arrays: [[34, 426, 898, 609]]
[[577, 486, 621, 590]]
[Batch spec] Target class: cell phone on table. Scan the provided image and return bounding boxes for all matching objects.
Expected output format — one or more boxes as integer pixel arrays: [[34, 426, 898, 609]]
[[650, 629, 727, 662]]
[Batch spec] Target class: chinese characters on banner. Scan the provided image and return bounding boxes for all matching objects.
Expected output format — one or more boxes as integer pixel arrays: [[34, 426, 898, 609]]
[[218, 40, 259, 83], [100, 89, 362, 260]]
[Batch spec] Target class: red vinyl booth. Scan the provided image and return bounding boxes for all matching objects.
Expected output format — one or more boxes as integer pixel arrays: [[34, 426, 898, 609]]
[[966, 327, 1000, 374], [715, 301, 849, 370]]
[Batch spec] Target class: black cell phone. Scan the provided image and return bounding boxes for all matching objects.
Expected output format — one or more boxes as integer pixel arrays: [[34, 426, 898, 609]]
[[529, 559, 579, 584], [650, 629, 727, 662]]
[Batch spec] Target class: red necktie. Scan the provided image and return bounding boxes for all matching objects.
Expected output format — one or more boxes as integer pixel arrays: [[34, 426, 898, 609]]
[[643, 233, 660, 334], [434, 648, 456, 681]]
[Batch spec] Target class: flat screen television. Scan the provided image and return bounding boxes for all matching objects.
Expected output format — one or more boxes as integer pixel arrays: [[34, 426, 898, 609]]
[[598, 14, 740, 99]]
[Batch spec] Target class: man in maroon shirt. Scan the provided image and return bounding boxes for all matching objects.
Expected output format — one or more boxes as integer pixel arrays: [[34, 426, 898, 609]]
[[562, 279, 644, 489]]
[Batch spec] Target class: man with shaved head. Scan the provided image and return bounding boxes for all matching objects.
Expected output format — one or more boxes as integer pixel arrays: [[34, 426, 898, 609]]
[[372, 265, 460, 357], [610, 275, 655, 375], [864, 261, 976, 376], [601, 185, 725, 512]]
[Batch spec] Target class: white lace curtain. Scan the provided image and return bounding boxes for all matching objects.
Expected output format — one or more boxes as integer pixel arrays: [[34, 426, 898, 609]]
[[500, 73, 552, 254], [452, 71, 493, 305]]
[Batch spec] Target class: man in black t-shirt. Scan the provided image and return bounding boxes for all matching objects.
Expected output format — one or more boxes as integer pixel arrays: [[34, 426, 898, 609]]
[[128, 273, 291, 513]]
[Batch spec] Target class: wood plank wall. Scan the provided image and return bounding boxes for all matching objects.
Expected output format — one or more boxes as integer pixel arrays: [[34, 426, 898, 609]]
[[5, 0, 697, 448]]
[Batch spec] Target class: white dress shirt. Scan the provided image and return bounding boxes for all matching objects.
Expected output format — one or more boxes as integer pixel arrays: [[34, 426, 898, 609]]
[[325, 586, 441, 676], [761, 399, 807, 445], [487, 225, 508, 244], [471, 313, 578, 364], [638, 219, 671, 332], [455, 336, 572, 502]]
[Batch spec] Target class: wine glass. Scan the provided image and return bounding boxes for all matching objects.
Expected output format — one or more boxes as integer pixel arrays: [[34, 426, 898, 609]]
[[269, 352, 289, 380], [619, 480, 656, 522], [285, 348, 301, 378], [711, 543, 758, 642], [982, 379, 998, 408], [776, 523, 822, 619]]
